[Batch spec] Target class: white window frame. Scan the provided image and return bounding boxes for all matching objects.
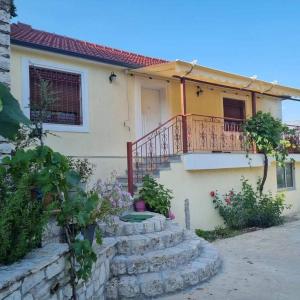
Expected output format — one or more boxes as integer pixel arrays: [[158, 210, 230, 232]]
[[22, 57, 89, 132], [276, 162, 295, 191]]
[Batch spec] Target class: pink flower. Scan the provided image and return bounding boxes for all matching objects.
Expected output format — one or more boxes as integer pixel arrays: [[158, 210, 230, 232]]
[[168, 211, 175, 220], [225, 198, 231, 205], [229, 190, 234, 196], [210, 191, 216, 197]]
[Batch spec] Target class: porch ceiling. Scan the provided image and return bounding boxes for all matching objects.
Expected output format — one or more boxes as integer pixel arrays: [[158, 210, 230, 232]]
[[132, 60, 300, 99]]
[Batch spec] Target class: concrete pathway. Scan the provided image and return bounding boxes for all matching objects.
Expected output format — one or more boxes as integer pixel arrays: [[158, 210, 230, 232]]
[[160, 219, 300, 300]]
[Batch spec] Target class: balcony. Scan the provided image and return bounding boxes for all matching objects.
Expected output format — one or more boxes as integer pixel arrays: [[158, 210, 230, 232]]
[[126, 114, 300, 194]]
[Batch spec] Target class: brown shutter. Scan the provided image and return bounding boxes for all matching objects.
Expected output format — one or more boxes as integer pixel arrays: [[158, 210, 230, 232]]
[[29, 66, 82, 125]]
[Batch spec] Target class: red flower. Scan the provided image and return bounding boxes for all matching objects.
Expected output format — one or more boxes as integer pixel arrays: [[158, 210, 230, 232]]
[[229, 190, 234, 196], [210, 191, 216, 197], [225, 198, 231, 205]]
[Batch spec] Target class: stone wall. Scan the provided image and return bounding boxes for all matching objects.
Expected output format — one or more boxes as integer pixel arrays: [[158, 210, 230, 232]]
[[0, 0, 11, 87], [0, 239, 116, 300]]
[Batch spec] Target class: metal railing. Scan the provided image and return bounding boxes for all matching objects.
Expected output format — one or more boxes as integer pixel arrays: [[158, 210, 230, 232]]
[[127, 114, 248, 194], [127, 115, 183, 194], [127, 114, 300, 194]]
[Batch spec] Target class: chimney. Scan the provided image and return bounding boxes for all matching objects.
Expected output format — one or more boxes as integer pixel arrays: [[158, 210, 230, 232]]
[[0, 0, 11, 88]]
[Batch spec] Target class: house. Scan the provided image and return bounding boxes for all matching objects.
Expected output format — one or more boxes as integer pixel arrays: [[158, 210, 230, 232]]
[[9, 22, 300, 229]]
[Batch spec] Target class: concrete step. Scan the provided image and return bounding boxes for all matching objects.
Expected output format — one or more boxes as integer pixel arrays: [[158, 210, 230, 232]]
[[106, 240, 221, 299], [111, 235, 202, 276], [114, 223, 185, 256]]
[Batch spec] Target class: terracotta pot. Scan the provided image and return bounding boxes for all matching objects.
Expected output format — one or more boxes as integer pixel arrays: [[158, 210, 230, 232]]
[[134, 200, 146, 212]]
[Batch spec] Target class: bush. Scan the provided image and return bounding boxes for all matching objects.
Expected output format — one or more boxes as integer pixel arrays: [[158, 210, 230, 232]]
[[210, 178, 287, 229], [0, 146, 62, 264], [136, 175, 172, 216]]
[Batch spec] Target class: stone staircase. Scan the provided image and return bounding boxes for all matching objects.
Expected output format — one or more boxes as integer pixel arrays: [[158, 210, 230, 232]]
[[117, 155, 182, 192], [101, 212, 221, 299]]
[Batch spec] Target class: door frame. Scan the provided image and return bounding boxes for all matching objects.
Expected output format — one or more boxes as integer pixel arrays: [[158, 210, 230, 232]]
[[134, 77, 169, 139]]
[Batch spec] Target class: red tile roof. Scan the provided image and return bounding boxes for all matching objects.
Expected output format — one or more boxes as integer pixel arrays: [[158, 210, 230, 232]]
[[11, 22, 167, 68]]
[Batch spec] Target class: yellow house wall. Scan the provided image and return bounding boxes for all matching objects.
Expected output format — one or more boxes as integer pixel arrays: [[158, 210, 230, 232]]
[[158, 160, 300, 230], [167, 80, 281, 119], [10, 46, 138, 180], [10, 46, 283, 189]]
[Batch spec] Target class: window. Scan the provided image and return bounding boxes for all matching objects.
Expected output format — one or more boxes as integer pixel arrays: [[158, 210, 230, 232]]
[[29, 66, 82, 125], [276, 162, 295, 189], [223, 98, 245, 131]]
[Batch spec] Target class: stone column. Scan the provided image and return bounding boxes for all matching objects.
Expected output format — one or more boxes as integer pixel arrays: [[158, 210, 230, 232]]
[[0, 0, 11, 87]]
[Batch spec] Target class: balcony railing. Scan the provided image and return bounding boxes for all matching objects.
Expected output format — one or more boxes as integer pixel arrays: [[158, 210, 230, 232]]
[[126, 114, 300, 194]]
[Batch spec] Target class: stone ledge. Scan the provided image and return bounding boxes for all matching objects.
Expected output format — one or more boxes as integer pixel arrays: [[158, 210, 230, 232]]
[[0, 243, 69, 290]]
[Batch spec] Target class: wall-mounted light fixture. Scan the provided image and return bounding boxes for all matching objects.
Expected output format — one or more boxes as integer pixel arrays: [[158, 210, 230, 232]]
[[109, 72, 117, 83], [196, 85, 203, 97]]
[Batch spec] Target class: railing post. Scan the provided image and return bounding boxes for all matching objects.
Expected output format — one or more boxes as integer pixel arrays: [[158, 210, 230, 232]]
[[182, 115, 188, 153], [127, 142, 134, 195]]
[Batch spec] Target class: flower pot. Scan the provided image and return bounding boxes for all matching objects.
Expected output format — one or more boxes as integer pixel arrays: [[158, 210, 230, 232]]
[[134, 200, 146, 212], [82, 224, 96, 244]]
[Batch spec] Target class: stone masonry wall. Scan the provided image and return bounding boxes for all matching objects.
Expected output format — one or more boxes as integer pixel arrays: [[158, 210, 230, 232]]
[[0, 239, 116, 300], [0, 0, 11, 87]]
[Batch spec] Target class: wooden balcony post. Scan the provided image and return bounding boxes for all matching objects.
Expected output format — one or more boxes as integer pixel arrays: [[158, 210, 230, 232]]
[[180, 77, 188, 153], [127, 142, 134, 195], [251, 91, 257, 116]]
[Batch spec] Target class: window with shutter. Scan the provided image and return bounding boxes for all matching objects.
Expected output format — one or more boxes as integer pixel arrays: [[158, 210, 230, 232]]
[[29, 66, 82, 125], [223, 98, 245, 131]]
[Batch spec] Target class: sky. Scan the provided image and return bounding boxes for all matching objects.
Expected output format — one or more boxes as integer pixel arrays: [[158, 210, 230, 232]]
[[13, 0, 300, 122]]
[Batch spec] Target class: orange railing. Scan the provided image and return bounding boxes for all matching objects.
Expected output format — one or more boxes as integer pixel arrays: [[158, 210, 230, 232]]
[[127, 114, 300, 194], [127, 114, 247, 194]]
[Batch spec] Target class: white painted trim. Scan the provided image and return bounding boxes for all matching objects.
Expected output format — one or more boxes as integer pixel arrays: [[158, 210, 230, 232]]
[[21, 57, 89, 133], [183, 153, 267, 170]]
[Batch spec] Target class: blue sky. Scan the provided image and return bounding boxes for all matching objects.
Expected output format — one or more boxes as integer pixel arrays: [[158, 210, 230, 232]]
[[14, 0, 300, 122]]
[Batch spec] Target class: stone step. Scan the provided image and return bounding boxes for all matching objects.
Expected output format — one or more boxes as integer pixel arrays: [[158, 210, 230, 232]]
[[98, 212, 167, 237], [106, 240, 221, 299], [114, 223, 185, 256], [111, 235, 202, 276]]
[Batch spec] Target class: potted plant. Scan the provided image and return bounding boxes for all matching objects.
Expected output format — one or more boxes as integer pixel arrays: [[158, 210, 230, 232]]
[[134, 197, 146, 212], [136, 175, 172, 217]]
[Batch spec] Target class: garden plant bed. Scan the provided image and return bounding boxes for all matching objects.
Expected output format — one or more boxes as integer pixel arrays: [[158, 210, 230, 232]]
[[196, 226, 261, 242]]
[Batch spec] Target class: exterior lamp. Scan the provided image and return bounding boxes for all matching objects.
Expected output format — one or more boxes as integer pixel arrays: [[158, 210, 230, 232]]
[[109, 72, 117, 83], [196, 85, 203, 97]]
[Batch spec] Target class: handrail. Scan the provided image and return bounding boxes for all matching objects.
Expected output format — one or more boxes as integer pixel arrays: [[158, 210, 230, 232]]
[[132, 114, 183, 146], [132, 114, 244, 146], [187, 113, 245, 122]]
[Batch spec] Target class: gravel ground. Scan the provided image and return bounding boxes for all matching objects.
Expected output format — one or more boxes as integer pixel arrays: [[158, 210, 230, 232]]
[[160, 217, 300, 300]]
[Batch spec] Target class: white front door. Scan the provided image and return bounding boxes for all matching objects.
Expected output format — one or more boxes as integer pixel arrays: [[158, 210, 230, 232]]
[[141, 88, 162, 135]]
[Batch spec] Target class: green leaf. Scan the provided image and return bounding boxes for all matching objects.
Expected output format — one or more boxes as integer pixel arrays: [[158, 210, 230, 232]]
[[0, 83, 30, 139]]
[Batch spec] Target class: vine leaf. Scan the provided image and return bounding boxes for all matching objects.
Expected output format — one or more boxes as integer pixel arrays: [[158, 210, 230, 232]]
[[0, 83, 30, 139]]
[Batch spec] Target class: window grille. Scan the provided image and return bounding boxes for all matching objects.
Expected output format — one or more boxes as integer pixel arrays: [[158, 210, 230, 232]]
[[29, 66, 82, 125]]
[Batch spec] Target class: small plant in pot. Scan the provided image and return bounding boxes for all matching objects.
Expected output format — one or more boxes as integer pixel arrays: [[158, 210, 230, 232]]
[[136, 175, 173, 217], [134, 197, 146, 212]]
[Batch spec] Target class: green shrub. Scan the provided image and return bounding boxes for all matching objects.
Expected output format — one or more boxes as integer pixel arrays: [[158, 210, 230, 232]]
[[136, 175, 172, 216], [0, 147, 58, 264], [195, 226, 240, 242], [210, 178, 287, 229]]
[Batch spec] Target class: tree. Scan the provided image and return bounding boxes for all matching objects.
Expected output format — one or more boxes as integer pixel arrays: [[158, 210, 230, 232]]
[[243, 111, 293, 194]]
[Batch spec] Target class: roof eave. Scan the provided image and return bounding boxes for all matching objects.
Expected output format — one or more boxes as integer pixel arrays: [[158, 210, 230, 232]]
[[11, 39, 144, 69]]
